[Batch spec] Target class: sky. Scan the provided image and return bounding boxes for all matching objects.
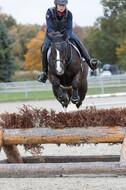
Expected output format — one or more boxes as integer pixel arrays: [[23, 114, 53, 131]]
[[0, 0, 104, 27]]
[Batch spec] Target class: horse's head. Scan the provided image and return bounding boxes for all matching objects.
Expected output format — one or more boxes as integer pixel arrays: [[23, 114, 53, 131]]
[[47, 32, 69, 75]]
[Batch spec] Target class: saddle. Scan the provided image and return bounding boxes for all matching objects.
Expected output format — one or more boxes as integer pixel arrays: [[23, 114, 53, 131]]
[[69, 38, 82, 60]]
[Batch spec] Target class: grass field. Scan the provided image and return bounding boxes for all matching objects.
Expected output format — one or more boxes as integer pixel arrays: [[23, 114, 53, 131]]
[[0, 91, 55, 102], [0, 86, 125, 102], [12, 70, 41, 82]]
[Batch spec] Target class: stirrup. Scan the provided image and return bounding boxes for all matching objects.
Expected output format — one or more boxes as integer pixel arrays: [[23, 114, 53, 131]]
[[90, 59, 101, 70]]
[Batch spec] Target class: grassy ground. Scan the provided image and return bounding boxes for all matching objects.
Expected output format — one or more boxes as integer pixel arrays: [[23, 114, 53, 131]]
[[12, 70, 41, 82], [0, 91, 55, 102], [0, 88, 125, 102], [1, 70, 125, 102]]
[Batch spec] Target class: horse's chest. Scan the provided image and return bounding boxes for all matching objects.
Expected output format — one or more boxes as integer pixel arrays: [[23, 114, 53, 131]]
[[59, 72, 75, 87]]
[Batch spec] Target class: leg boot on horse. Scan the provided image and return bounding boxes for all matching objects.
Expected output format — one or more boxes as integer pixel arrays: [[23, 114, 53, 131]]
[[56, 87, 69, 107]]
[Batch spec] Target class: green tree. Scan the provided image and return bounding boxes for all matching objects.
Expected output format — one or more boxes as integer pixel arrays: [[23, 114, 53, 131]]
[[99, 0, 126, 63], [101, 0, 126, 43], [0, 14, 17, 29], [84, 25, 118, 65], [0, 8, 17, 29], [0, 18, 14, 82], [24, 30, 45, 71], [8, 24, 39, 69], [84, 0, 126, 67], [0, 8, 40, 71], [116, 40, 126, 69]]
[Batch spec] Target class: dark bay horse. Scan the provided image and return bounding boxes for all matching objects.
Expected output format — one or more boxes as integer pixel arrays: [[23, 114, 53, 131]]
[[46, 32, 88, 108]]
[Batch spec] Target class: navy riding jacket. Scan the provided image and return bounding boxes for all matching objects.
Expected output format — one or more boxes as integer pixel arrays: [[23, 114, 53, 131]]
[[43, 7, 82, 53], [46, 8, 73, 37]]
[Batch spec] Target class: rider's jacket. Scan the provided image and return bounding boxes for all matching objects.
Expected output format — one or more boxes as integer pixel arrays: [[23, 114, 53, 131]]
[[46, 7, 72, 36]]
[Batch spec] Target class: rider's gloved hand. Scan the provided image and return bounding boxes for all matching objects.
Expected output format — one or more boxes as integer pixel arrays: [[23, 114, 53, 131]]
[[89, 59, 101, 71], [62, 31, 70, 41]]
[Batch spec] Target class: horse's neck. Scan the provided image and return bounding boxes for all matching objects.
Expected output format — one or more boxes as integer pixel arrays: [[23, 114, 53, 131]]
[[47, 42, 80, 64]]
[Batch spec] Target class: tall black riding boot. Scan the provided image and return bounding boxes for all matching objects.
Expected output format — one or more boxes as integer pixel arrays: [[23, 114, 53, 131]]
[[75, 41, 92, 67], [75, 41, 100, 71], [38, 51, 48, 83]]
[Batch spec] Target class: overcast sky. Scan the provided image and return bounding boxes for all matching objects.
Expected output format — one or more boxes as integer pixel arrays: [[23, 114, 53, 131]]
[[0, 0, 104, 27]]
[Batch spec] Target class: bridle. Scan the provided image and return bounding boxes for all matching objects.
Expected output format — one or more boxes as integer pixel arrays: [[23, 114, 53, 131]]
[[50, 40, 72, 69]]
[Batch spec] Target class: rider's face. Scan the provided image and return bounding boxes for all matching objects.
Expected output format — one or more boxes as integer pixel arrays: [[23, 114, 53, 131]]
[[57, 4, 66, 12]]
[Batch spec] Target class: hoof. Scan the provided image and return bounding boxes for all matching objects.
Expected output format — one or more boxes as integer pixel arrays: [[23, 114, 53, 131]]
[[62, 101, 69, 107], [76, 101, 82, 108]]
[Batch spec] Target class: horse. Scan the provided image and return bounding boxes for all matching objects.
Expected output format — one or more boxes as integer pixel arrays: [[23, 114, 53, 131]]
[[46, 32, 88, 108]]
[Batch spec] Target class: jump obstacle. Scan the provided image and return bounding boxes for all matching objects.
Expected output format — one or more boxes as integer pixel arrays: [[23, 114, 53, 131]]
[[0, 126, 126, 177]]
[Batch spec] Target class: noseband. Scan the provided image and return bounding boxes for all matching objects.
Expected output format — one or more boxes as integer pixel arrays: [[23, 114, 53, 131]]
[[51, 50, 67, 65]]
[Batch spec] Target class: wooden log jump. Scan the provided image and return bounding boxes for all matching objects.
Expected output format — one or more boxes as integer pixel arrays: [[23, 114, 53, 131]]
[[0, 162, 126, 178], [0, 129, 4, 151], [2, 126, 126, 145], [1, 126, 126, 177]]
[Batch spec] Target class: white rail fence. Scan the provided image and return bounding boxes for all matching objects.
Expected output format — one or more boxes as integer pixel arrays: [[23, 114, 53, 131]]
[[0, 75, 126, 99]]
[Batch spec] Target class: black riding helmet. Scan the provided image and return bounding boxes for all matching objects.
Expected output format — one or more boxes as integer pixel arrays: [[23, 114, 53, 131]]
[[54, 0, 68, 5]]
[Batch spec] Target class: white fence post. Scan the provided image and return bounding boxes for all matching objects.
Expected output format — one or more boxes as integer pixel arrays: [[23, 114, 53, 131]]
[[101, 78, 104, 94], [4, 83, 7, 99], [24, 82, 28, 99]]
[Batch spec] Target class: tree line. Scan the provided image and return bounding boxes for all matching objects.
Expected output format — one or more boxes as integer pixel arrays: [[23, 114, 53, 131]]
[[0, 0, 126, 82], [0, 9, 40, 82], [84, 0, 126, 68]]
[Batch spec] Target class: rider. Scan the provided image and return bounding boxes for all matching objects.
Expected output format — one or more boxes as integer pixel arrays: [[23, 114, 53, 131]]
[[38, 0, 101, 83]]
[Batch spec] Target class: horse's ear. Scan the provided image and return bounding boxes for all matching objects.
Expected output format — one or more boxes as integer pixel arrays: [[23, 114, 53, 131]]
[[46, 33, 53, 42]]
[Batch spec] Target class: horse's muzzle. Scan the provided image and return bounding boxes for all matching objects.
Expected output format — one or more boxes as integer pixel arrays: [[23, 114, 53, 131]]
[[56, 69, 64, 76], [55, 61, 65, 75]]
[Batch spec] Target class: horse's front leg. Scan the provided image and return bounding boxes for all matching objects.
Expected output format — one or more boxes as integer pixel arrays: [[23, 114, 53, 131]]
[[49, 74, 69, 107], [56, 87, 69, 106], [71, 71, 81, 105]]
